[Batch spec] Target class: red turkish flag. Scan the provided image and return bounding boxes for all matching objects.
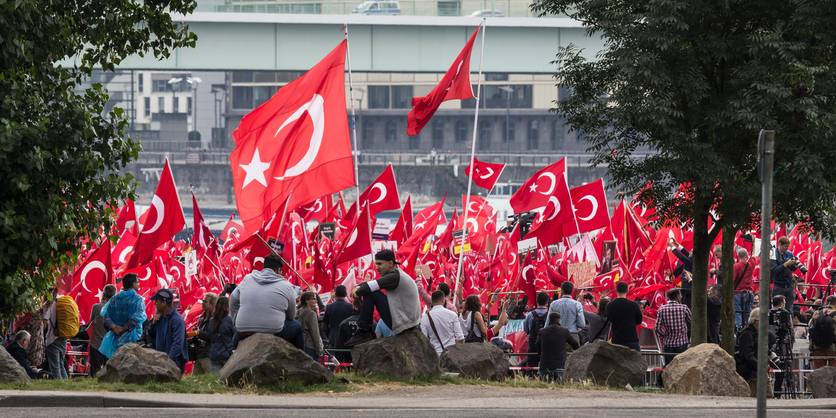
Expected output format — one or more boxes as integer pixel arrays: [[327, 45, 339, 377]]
[[524, 173, 574, 246], [220, 216, 245, 242], [165, 257, 187, 290], [231, 41, 355, 234], [295, 195, 331, 223], [413, 200, 447, 232], [517, 252, 537, 305], [358, 164, 401, 216], [407, 24, 481, 135], [71, 240, 113, 322], [509, 159, 567, 214], [111, 229, 137, 273], [435, 206, 459, 250], [464, 158, 505, 191], [192, 191, 215, 262], [336, 205, 373, 264], [116, 200, 137, 235], [389, 195, 414, 244], [569, 179, 610, 234], [126, 159, 185, 269]]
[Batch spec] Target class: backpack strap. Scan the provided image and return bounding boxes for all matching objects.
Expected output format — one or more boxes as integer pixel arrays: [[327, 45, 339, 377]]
[[734, 261, 754, 291], [426, 311, 444, 351]]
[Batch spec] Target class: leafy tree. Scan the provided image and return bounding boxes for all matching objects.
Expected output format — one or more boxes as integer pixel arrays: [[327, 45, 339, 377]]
[[0, 0, 197, 318], [533, 0, 836, 345]]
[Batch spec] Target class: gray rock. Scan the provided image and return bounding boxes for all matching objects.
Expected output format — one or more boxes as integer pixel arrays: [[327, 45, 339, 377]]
[[564, 339, 646, 388], [440, 343, 509, 381], [0, 346, 32, 386], [98, 343, 181, 384], [809, 366, 836, 398], [662, 344, 749, 397], [352, 327, 441, 379], [220, 333, 332, 387]]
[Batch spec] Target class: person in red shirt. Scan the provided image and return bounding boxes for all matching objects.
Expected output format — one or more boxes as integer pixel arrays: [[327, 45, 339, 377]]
[[733, 247, 757, 327]]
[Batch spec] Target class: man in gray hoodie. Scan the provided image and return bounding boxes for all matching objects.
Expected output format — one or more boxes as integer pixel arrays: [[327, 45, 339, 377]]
[[229, 254, 305, 350]]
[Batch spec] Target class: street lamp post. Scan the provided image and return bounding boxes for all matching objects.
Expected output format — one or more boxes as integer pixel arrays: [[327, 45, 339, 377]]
[[186, 76, 202, 145], [499, 85, 514, 164], [354, 87, 365, 150], [167, 77, 182, 114]]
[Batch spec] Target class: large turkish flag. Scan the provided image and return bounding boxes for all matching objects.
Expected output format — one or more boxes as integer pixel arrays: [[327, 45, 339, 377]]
[[231, 41, 355, 234], [509, 159, 567, 214], [569, 179, 610, 234], [358, 164, 401, 216]]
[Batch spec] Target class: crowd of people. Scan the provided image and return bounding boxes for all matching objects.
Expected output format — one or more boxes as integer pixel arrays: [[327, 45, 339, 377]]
[[4, 236, 836, 396]]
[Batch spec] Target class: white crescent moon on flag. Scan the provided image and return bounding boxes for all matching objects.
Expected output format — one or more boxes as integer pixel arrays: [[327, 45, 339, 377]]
[[168, 266, 180, 281], [142, 195, 165, 234], [275, 94, 326, 180], [468, 201, 480, 214], [139, 267, 152, 281], [479, 167, 494, 179], [80, 261, 106, 292], [254, 257, 265, 267], [119, 246, 133, 263], [370, 183, 387, 205], [538, 172, 556, 196], [577, 196, 598, 221], [522, 265, 534, 280], [546, 196, 561, 221], [467, 218, 479, 235], [346, 228, 358, 248], [312, 199, 323, 212]]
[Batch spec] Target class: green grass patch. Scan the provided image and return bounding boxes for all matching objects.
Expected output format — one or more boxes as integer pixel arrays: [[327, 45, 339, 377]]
[[0, 372, 620, 395]]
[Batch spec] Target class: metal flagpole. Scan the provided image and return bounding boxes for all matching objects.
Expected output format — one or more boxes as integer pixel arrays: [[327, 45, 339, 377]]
[[274, 190, 293, 239], [454, 20, 486, 297], [345, 24, 363, 218]]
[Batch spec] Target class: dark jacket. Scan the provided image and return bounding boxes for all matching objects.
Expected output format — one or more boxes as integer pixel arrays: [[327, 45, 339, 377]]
[[6, 342, 34, 377], [148, 308, 188, 367], [323, 299, 353, 347], [707, 296, 721, 344], [207, 316, 234, 361], [770, 249, 795, 288], [333, 311, 376, 363], [606, 298, 642, 344], [672, 247, 693, 307], [737, 323, 777, 379], [195, 313, 211, 358], [535, 324, 580, 370]]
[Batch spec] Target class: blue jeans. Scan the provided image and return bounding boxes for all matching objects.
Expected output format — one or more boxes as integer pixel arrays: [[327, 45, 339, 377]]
[[358, 290, 393, 331], [539, 369, 563, 382], [304, 347, 320, 363], [45, 338, 68, 379], [616, 341, 642, 352], [210, 359, 227, 374], [236, 319, 306, 352], [735, 291, 753, 327]]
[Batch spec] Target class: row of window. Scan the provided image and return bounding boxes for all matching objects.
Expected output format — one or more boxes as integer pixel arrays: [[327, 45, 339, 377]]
[[142, 97, 192, 117], [360, 119, 566, 150], [136, 74, 193, 94]]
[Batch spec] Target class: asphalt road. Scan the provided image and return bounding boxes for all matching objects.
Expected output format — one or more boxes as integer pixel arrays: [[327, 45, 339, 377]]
[[3, 407, 828, 418]]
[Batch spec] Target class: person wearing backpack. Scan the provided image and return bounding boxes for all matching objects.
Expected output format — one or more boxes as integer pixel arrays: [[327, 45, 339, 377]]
[[809, 295, 836, 369], [523, 292, 550, 370], [42, 288, 78, 379]]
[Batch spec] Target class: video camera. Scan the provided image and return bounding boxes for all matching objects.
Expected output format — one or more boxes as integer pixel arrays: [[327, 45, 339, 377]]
[[505, 211, 536, 240], [769, 308, 793, 334]]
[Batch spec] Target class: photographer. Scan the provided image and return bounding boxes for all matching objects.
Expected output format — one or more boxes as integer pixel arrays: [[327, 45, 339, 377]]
[[770, 237, 799, 314], [809, 295, 836, 370], [736, 307, 775, 398]]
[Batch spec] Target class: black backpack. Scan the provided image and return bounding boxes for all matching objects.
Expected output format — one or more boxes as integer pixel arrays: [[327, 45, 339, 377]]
[[528, 311, 547, 350], [811, 310, 836, 348]]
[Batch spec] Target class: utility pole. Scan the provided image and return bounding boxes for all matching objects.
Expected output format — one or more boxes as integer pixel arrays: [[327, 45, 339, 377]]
[[756, 130, 774, 418]]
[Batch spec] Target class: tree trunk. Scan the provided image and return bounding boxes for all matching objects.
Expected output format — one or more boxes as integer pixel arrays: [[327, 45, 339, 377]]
[[721, 226, 737, 355], [690, 212, 711, 346]]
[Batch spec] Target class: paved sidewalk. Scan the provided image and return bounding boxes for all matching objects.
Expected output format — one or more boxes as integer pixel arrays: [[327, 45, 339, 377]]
[[1, 387, 836, 410]]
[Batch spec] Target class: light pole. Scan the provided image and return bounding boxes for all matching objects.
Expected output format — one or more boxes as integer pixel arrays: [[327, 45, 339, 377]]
[[354, 87, 365, 150], [499, 85, 514, 164], [186, 76, 202, 144], [167, 77, 182, 114]]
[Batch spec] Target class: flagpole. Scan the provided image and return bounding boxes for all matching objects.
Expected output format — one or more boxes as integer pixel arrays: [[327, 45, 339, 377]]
[[274, 190, 293, 239], [455, 20, 486, 296], [255, 234, 312, 289], [344, 24, 363, 218]]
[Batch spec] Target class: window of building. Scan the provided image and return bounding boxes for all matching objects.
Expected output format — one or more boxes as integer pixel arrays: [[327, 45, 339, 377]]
[[363, 120, 374, 148], [386, 120, 398, 142], [455, 120, 468, 142], [158, 97, 165, 113], [409, 134, 420, 150], [232, 72, 253, 83], [173, 97, 179, 113], [187, 97, 192, 115], [391, 86, 413, 109], [479, 122, 491, 150], [368, 86, 390, 109], [232, 86, 254, 110], [432, 121, 444, 149], [138, 73, 144, 93], [552, 121, 564, 150], [528, 120, 539, 150], [486, 74, 508, 82], [254, 86, 277, 108], [153, 80, 167, 92], [437, 1, 460, 16], [503, 121, 515, 142], [144, 97, 150, 117]]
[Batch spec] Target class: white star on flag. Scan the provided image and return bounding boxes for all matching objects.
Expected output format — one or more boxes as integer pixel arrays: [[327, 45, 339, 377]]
[[240, 148, 271, 188]]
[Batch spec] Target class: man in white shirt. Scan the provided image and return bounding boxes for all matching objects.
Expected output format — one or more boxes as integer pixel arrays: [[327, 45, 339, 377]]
[[421, 290, 464, 355]]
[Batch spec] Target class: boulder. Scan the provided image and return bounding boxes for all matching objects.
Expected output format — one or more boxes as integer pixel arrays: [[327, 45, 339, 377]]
[[440, 343, 509, 381], [98, 343, 181, 384], [809, 366, 836, 398], [0, 347, 32, 386], [564, 340, 646, 388], [220, 333, 332, 387], [352, 327, 441, 379], [662, 344, 749, 397]]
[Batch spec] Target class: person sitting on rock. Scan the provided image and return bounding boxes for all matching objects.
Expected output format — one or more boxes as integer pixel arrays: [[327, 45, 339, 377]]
[[229, 254, 305, 351], [99, 273, 147, 359], [421, 290, 464, 355], [6, 330, 53, 379], [536, 312, 579, 382], [344, 249, 420, 347], [334, 294, 377, 365], [148, 288, 188, 373]]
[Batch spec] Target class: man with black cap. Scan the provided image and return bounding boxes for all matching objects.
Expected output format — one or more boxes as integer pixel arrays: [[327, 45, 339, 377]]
[[344, 249, 421, 347], [148, 288, 188, 373]]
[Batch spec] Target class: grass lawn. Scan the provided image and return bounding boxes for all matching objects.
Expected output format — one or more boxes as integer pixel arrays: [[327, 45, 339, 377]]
[[0, 372, 620, 395]]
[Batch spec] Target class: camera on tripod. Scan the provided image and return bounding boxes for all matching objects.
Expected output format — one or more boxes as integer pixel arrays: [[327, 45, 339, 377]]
[[789, 256, 808, 274], [769, 308, 793, 334]]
